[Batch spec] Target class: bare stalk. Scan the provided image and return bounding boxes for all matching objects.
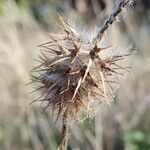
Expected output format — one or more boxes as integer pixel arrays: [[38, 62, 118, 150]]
[[93, 0, 134, 43], [58, 112, 70, 150]]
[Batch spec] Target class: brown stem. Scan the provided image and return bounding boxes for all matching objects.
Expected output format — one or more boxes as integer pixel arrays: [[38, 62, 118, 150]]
[[58, 112, 70, 150], [93, 0, 134, 43]]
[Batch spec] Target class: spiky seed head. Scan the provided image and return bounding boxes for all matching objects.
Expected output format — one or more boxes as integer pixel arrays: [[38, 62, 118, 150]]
[[31, 14, 132, 124]]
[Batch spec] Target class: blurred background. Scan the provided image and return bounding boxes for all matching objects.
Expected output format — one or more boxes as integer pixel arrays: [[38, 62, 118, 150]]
[[0, 0, 150, 150]]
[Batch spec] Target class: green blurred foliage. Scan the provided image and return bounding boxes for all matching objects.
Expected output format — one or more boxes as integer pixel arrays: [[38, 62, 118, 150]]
[[125, 130, 150, 150], [0, 0, 4, 15]]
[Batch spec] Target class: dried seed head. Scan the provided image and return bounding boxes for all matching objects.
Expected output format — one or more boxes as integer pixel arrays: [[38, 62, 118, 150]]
[[30, 14, 132, 124], [30, 1, 136, 148]]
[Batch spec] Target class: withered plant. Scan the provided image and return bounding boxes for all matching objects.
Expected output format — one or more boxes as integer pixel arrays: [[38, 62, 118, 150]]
[[30, 0, 135, 149]]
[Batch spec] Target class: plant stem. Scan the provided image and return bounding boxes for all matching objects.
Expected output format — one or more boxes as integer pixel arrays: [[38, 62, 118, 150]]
[[58, 111, 70, 150], [93, 0, 133, 43]]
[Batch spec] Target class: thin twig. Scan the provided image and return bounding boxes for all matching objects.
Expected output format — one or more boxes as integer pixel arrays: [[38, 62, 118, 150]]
[[93, 0, 134, 43]]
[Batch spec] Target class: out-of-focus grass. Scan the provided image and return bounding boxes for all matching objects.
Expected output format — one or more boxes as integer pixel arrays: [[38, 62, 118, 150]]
[[0, 0, 150, 150]]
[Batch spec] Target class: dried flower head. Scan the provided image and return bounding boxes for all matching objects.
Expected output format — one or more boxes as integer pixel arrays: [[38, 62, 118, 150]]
[[31, 16, 132, 122], [30, 0, 135, 149]]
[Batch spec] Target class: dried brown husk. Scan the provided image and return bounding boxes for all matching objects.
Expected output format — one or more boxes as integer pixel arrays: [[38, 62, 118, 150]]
[[31, 14, 132, 124]]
